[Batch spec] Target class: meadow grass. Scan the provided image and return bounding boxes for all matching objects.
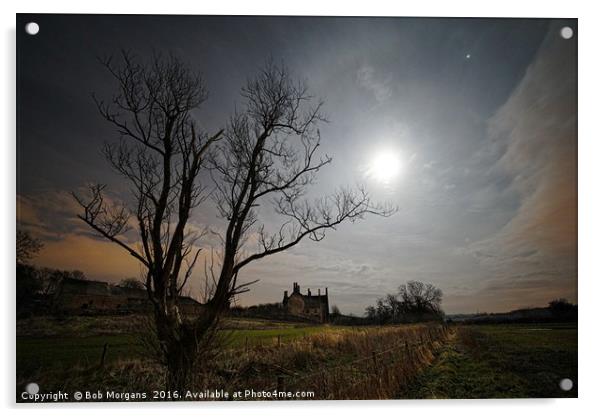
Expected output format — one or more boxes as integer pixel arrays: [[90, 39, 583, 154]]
[[405, 323, 577, 398], [17, 320, 451, 401], [16, 316, 353, 377], [17, 317, 576, 400]]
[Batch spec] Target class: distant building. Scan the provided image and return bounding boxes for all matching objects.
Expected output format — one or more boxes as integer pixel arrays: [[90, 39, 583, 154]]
[[53, 277, 203, 315], [282, 282, 329, 323]]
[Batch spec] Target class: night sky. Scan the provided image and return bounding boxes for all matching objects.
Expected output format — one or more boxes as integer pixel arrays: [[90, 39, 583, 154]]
[[17, 15, 577, 314]]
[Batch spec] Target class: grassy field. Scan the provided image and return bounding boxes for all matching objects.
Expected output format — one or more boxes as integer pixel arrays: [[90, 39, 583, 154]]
[[16, 315, 348, 378], [17, 326, 354, 376], [406, 323, 577, 398], [17, 318, 450, 400], [16, 316, 577, 400]]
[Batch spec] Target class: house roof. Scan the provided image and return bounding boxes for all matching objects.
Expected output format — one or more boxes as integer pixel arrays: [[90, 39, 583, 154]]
[[288, 292, 328, 307]]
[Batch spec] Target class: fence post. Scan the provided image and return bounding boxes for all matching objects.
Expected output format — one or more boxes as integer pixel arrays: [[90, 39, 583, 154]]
[[277, 334, 281, 347], [372, 350, 378, 371], [100, 343, 108, 368], [245, 336, 249, 352]]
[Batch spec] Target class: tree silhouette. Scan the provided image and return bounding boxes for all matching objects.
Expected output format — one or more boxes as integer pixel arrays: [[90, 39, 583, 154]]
[[365, 281, 443, 323], [16, 230, 44, 312], [16, 230, 43, 265], [74, 53, 394, 390]]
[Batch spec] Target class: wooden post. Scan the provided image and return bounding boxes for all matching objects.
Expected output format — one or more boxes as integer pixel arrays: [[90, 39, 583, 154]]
[[277, 335, 281, 347], [100, 343, 108, 368], [245, 336, 249, 352]]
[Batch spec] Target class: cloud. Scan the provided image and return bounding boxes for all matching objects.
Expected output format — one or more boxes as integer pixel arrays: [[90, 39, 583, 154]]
[[35, 233, 143, 281], [17, 191, 83, 240], [356, 65, 393, 103], [17, 190, 140, 280], [18, 190, 218, 295], [463, 25, 577, 308]]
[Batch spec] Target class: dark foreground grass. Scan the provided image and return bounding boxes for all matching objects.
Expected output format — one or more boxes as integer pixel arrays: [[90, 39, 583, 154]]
[[17, 335, 139, 377], [16, 322, 346, 378], [17, 323, 451, 401], [17, 319, 577, 400], [405, 323, 577, 398]]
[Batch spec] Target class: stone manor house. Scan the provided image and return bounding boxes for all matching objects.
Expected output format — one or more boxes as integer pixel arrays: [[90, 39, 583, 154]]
[[282, 282, 330, 323]]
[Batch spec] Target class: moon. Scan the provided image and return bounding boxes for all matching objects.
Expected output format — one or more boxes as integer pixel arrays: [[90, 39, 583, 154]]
[[366, 149, 403, 184]]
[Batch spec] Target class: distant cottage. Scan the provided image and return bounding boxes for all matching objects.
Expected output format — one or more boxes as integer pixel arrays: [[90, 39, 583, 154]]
[[53, 277, 203, 315], [282, 282, 329, 323]]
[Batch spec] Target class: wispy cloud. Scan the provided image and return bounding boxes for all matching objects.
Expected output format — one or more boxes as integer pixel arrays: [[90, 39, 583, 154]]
[[356, 65, 393, 103], [462, 26, 577, 309]]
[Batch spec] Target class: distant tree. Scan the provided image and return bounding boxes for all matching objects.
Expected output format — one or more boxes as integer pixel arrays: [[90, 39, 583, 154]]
[[16, 230, 44, 312], [16, 264, 41, 312], [548, 298, 575, 312], [398, 280, 443, 316], [69, 270, 87, 281], [364, 305, 377, 321], [37, 267, 64, 296], [119, 277, 145, 290], [364, 280, 444, 323], [34, 268, 87, 297], [16, 230, 43, 265], [375, 297, 392, 323]]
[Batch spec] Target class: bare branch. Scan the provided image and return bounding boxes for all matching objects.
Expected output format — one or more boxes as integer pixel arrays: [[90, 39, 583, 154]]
[[207, 60, 396, 308]]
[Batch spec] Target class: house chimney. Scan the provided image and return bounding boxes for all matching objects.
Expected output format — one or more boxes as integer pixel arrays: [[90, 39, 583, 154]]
[[284, 290, 288, 298], [318, 288, 321, 296], [308, 288, 311, 296], [325, 287, 328, 296]]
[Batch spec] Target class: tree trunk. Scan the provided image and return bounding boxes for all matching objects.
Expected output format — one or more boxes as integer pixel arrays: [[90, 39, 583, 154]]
[[153, 302, 222, 393], [154, 308, 192, 393], [165, 339, 194, 393]]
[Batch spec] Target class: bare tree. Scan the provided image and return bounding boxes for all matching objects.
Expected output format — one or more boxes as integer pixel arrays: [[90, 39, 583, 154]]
[[73, 51, 222, 390], [398, 280, 443, 315], [16, 230, 44, 311], [365, 281, 443, 324], [16, 230, 43, 265], [75, 54, 394, 391], [204, 61, 395, 317]]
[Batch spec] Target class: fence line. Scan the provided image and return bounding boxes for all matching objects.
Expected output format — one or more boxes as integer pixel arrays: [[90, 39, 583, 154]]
[[262, 323, 452, 394]]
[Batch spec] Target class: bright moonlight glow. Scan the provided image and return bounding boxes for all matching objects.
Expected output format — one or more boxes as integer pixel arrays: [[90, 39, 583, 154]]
[[367, 150, 403, 183]]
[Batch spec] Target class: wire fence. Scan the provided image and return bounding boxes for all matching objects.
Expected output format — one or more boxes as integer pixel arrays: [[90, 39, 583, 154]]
[[258, 323, 453, 399]]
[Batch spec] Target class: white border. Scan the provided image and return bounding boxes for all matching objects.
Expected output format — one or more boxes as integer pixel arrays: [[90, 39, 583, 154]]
[[3, 1, 601, 416]]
